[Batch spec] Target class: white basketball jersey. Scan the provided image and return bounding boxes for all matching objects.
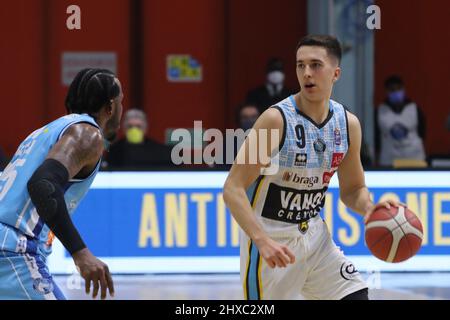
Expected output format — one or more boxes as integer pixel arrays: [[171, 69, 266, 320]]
[[249, 95, 350, 237], [377, 102, 425, 166]]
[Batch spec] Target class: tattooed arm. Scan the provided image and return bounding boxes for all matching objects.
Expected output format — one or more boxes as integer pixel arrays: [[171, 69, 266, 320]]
[[47, 123, 104, 179], [28, 123, 114, 299]]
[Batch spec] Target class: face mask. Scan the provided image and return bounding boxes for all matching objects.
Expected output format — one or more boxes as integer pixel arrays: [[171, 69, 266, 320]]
[[240, 119, 257, 131], [126, 127, 144, 144], [388, 90, 405, 105], [267, 71, 285, 85]]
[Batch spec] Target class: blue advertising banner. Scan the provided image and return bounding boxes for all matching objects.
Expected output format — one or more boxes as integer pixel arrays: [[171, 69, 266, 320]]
[[47, 171, 450, 273], [72, 187, 450, 257]]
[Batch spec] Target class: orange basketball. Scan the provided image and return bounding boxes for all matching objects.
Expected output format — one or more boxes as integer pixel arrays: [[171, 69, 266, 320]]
[[364, 206, 423, 263]]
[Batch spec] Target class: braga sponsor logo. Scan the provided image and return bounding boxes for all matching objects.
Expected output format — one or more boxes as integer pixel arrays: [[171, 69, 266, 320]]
[[261, 183, 327, 223], [281, 172, 319, 187]]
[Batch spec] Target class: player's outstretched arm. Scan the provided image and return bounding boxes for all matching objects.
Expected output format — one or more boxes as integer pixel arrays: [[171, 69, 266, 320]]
[[27, 123, 114, 299], [223, 108, 295, 268], [337, 112, 402, 221]]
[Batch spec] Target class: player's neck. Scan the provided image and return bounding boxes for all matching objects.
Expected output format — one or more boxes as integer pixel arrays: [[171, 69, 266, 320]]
[[93, 115, 108, 133], [295, 93, 330, 125]]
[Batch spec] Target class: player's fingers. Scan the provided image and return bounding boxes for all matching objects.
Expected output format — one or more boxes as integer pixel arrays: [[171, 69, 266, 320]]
[[283, 247, 296, 263], [372, 202, 391, 210], [85, 277, 91, 294], [92, 276, 100, 299], [370, 203, 382, 211], [99, 272, 108, 300], [277, 249, 291, 266], [364, 211, 373, 224], [391, 201, 407, 208], [273, 255, 286, 268], [105, 268, 115, 298], [264, 256, 276, 268]]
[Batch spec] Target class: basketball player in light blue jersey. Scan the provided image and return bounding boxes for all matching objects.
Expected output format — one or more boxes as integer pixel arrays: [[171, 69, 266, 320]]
[[224, 35, 402, 300], [0, 68, 123, 300]]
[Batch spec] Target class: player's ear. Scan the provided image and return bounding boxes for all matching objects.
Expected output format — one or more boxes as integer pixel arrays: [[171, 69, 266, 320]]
[[106, 100, 114, 116], [332, 67, 341, 83]]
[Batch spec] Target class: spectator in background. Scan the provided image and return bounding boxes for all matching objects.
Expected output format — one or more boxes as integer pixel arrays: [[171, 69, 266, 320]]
[[231, 103, 261, 162], [246, 58, 293, 113], [214, 103, 261, 170], [237, 103, 260, 132], [104, 109, 173, 169], [375, 75, 426, 167]]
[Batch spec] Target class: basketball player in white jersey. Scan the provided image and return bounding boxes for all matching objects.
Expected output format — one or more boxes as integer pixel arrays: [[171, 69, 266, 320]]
[[223, 35, 401, 300]]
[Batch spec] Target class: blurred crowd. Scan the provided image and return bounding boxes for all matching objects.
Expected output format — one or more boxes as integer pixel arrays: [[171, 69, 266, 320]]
[[1, 60, 449, 172]]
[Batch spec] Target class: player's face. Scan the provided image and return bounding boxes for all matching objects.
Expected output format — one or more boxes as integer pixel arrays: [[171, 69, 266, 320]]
[[296, 46, 340, 102], [124, 117, 146, 132], [104, 78, 124, 142]]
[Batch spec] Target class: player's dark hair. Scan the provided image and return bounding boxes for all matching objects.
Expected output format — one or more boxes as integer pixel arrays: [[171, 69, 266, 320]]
[[296, 35, 342, 65], [266, 57, 284, 74], [65, 68, 120, 115], [384, 75, 404, 89]]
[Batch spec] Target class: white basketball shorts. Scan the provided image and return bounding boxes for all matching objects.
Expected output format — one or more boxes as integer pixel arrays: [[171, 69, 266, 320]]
[[240, 218, 368, 300]]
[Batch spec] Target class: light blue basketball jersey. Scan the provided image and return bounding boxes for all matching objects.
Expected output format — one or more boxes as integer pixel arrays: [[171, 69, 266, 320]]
[[0, 113, 101, 257], [276, 95, 349, 169], [249, 95, 350, 237]]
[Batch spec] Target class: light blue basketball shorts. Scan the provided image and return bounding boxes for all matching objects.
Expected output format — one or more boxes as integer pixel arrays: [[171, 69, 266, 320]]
[[0, 250, 65, 299]]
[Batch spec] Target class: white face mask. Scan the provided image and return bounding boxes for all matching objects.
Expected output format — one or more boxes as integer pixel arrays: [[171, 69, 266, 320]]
[[267, 71, 285, 85]]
